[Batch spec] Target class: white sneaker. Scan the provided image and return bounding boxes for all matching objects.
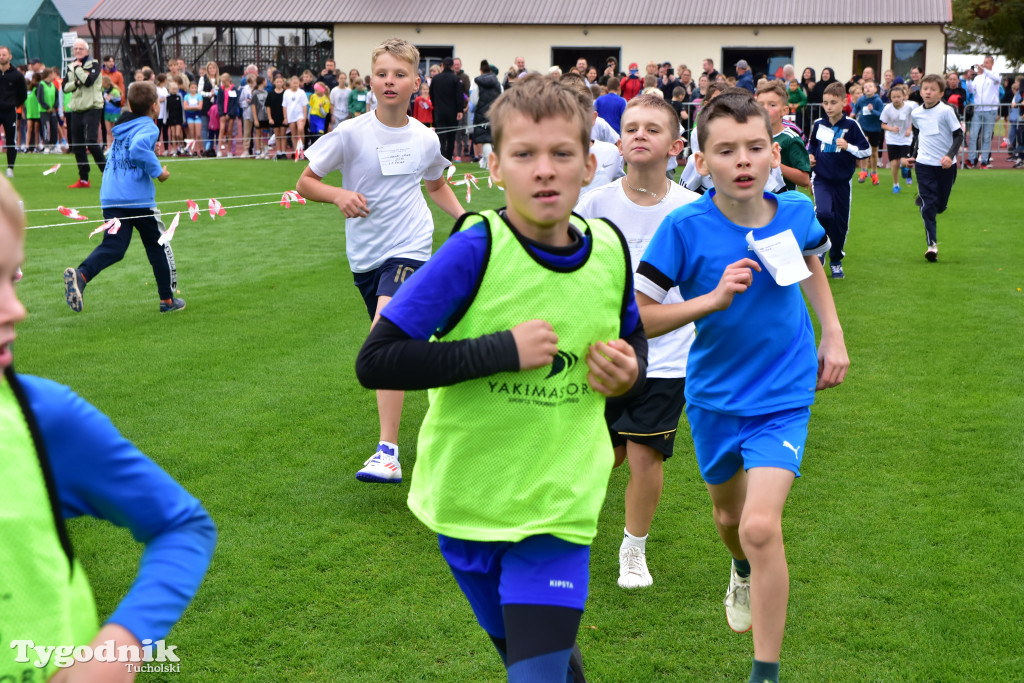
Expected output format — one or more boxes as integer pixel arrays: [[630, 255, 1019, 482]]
[[618, 545, 653, 588], [5, 168, 12, 179], [355, 443, 402, 483], [724, 563, 752, 633]]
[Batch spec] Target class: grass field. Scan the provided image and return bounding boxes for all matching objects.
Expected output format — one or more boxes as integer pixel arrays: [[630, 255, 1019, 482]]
[[10, 151, 1024, 681]]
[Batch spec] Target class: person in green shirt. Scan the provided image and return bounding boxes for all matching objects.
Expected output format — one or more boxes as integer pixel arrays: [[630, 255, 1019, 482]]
[[756, 81, 811, 191]]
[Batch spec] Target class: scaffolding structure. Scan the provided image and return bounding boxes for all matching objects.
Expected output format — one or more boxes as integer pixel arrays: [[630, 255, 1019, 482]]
[[88, 19, 333, 76]]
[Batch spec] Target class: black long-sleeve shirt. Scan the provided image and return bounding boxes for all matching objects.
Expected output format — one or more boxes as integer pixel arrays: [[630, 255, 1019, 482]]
[[0, 65, 27, 110]]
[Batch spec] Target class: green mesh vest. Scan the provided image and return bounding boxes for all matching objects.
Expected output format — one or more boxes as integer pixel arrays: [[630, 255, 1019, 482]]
[[0, 371, 98, 679], [409, 210, 630, 545]]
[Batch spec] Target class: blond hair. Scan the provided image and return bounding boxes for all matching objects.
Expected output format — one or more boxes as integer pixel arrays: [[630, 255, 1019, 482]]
[[371, 38, 420, 70], [755, 79, 787, 101], [625, 92, 681, 131], [489, 74, 591, 154], [0, 175, 25, 236], [558, 71, 593, 106]]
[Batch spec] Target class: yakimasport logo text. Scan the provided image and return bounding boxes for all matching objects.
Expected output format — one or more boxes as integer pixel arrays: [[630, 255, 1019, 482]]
[[10, 639, 180, 672], [489, 349, 589, 408]]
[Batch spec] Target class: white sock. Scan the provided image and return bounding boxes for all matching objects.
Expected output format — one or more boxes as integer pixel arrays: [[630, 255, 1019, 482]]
[[621, 528, 647, 551], [378, 441, 399, 458]]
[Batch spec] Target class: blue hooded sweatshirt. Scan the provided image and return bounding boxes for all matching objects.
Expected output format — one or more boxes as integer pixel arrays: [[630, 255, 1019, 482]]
[[99, 112, 163, 209]]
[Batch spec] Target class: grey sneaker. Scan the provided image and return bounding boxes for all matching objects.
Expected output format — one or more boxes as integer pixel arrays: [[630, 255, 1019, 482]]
[[724, 563, 752, 633], [159, 297, 186, 313], [63, 267, 85, 312]]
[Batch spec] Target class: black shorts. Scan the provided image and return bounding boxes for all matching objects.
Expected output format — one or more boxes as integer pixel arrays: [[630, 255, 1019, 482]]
[[887, 144, 912, 161], [352, 257, 425, 320], [865, 130, 883, 148], [605, 377, 687, 459]]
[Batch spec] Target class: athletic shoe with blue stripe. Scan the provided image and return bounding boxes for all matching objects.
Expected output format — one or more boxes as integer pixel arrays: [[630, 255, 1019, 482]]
[[356, 443, 402, 483]]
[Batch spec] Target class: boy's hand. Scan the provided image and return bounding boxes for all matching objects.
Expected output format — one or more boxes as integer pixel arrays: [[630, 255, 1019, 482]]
[[586, 339, 638, 397], [808, 153, 815, 166], [836, 137, 849, 150], [816, 331, 849, 390], [49, 623, 140, 683], [901, 157, 916, 168], [511, 319, 558, 370], [157, 166, 170, 182], [334, 189, 369, 218], [709, 258, 761, 311], [940, 155, 953, 169]]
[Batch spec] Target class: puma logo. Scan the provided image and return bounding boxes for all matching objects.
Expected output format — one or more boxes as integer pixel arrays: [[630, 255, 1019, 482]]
[[783, 441, 801, 459]]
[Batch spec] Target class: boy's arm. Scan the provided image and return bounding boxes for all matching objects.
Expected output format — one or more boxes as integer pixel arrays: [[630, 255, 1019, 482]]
[[424, 175, 465, 220], [635, 258, 762, 338], [129, 127, 167, 180], [780, 163, 810, 188], [904, 124, 920, 166], [798, 256, 849, 389], [22, 376, 217, 644], [296, 167, 368, 218]]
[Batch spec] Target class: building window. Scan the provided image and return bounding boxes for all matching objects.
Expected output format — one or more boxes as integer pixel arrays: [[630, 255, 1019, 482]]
[[892, 41, 926, 82]]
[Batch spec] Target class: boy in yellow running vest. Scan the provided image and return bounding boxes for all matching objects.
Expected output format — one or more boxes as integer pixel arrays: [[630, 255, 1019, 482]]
[[0, 176, 216, 681], [357, 75, 646, 682]]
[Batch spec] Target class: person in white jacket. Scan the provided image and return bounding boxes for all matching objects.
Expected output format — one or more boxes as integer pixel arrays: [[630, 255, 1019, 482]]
[[964, 55, 1001, 168]]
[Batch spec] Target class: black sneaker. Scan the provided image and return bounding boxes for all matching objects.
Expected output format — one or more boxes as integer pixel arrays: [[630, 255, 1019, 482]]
[[159, 298, 186, 313], [925, 244, 938, 262], [63, 267, 85, 312]]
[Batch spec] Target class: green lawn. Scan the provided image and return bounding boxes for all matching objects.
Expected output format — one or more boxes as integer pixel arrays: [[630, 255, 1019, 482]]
[[11, 153, 1024, 681]]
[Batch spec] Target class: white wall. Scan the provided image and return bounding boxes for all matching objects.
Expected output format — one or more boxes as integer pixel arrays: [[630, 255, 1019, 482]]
[[333, 23, 947, 80]]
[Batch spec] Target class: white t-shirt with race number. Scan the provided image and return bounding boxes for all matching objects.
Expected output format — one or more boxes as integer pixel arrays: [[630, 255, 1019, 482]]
[[304, 111, 449, 273]]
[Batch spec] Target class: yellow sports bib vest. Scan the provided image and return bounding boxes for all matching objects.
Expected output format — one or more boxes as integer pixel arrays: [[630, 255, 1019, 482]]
[[409, 210, 630, 545], [0, 370, 98, 679]]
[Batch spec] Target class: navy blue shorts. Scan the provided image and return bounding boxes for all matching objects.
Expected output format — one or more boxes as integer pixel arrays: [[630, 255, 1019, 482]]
[[686, 405, 810, 485], [351, 257, 425, 320], [438, 534, 590, 638]]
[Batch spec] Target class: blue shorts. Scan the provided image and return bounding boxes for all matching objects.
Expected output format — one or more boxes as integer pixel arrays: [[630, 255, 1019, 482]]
[[351, 257, 425, 320], [686, 405, 810, 485], [438, 534, 590, 638]]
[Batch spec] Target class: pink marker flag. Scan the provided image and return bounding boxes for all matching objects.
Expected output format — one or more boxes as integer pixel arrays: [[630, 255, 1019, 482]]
[[446, 165, 456, 181], [208, 198, 225, 219], [58, 206, 88, 220], [294, 140, 304, 162], [88, 218, 120, 238], [43, 163, 60, 176], [157, 212, 180, 246], [280, 190, 306, 208], [187, 199, 200, 221]]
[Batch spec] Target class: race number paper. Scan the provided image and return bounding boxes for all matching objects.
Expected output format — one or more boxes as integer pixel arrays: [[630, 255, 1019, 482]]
[[815, 125, 835, 145], [745, 229, 812, 287], [377, 143, 419, 176]]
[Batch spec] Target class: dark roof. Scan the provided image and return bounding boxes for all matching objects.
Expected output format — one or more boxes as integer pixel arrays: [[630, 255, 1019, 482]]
[[87, 0, 951, 25]]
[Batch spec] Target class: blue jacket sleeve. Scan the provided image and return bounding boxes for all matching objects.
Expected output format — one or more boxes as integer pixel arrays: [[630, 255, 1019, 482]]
[[20, 375, 216, 643], [130, 124, 164, 179]]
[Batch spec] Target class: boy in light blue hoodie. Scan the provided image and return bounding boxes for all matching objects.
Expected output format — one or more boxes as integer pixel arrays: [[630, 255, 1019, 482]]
[[63, 81, 184, 313]]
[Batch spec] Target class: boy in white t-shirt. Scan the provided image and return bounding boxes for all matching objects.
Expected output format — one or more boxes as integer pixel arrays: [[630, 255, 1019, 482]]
[[576, 93, 700, 589], [330, 72, 351, 126], [903, 74, 963, 262], [297, 39, 464, 483], [879, 84, 917, 193]]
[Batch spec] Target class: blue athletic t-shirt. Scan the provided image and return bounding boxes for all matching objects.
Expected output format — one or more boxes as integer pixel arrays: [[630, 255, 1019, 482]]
[[635, 191, 827, 416], [381, 215, 640, 340]]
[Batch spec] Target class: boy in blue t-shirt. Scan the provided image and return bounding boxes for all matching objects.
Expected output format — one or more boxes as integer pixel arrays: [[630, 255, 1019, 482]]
[[635, 91, 848, 683], [807, 82, 871, 279], [356, 75, 645, 682]]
